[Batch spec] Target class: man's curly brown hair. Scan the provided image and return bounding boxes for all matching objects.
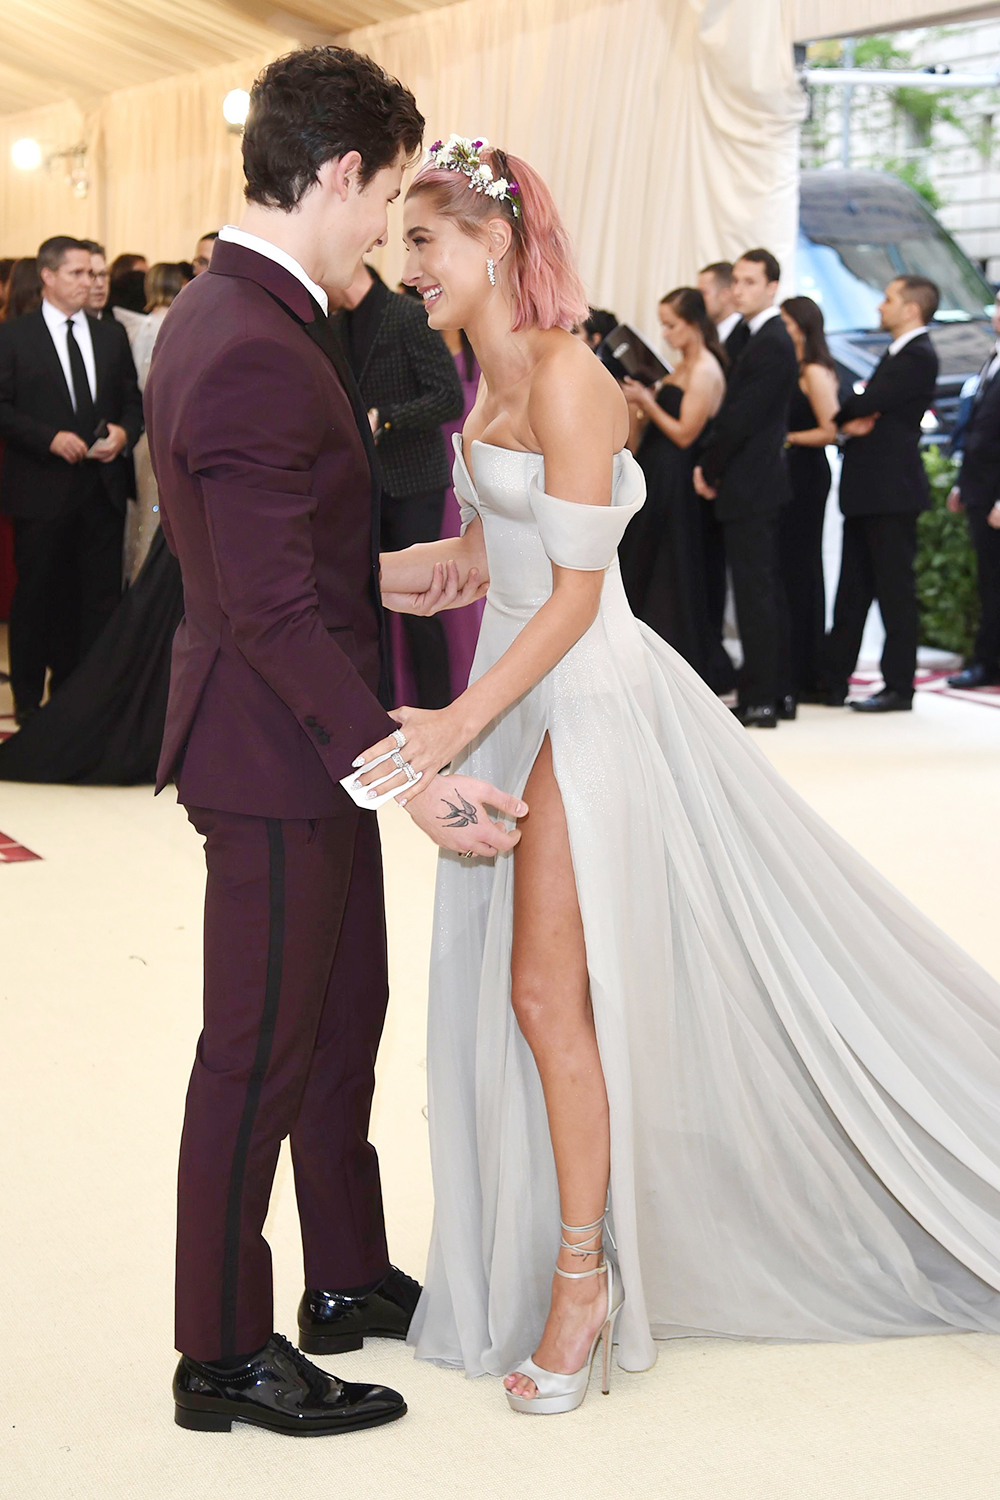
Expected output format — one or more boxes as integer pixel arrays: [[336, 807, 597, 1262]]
[[243, 46, 424, 211]]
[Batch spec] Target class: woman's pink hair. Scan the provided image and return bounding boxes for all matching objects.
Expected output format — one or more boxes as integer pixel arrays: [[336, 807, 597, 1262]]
[[407, 148, 588, 333]]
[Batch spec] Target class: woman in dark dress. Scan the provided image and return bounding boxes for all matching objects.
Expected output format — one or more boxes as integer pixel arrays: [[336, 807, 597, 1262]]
[[619, 287, 731, 689], [778, 297, 839, 700]]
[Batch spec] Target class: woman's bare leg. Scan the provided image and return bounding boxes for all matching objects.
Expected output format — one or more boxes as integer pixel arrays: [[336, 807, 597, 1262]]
[[504, 735, 611, 1401]]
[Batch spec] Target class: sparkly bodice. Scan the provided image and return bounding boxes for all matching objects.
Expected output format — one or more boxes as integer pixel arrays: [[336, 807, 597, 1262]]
[[452, 436, 645, 621]]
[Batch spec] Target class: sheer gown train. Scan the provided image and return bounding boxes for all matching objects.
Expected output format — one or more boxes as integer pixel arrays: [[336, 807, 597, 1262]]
[[408, 435, 1000, 1379]]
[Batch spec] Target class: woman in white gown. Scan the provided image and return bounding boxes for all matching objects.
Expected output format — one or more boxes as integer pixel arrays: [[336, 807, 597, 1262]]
[[353, 138, 1000, 1414]]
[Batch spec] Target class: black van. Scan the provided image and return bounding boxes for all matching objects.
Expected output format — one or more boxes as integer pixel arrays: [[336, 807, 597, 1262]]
[[796, 169, 996, 437]]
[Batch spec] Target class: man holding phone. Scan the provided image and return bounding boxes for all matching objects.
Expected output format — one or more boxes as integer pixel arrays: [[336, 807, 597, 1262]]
[[0, 235, 143, 725]]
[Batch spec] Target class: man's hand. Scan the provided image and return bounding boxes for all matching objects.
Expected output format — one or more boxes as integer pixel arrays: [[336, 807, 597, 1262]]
[[946, 486, 964, 514], [91, 422, 127, 463], [400, 774, 527, 858], [841, 414, 879, 438], [50, 430, 88, 464], [382, 558, 488, 616], [693, 465, 717, 500], [988, 501, 1000, 531]]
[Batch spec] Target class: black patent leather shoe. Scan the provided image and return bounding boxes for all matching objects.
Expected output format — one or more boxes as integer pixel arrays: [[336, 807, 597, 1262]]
[[731, 703, 778, 728], [173, 1333, 406, 1436], [947, 664, 998, 689], [777, 695, 797, 720], [298, 1266, 422, 1356], [849, 689, 912, 713]]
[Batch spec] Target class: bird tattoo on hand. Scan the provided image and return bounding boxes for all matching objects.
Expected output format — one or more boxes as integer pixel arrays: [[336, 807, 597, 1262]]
[[438, 790, 479, 829]]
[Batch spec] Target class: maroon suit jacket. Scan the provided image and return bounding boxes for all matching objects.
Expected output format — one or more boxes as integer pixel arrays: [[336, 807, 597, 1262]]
[[145, 240, 395, 817]]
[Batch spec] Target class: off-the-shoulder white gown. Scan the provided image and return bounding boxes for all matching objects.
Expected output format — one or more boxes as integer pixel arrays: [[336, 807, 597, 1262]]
[[408, 436, 1000, 1379]]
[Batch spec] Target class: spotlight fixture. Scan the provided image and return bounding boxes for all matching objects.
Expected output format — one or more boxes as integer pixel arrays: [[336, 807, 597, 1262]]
[[222, 89, 250, 130], [11, 138, 42, 170]]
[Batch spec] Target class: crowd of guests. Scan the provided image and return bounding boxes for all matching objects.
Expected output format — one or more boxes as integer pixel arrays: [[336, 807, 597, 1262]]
[[591, 252, 999, 726], [2, 230, 998, 783], [0, 228, 480, 781]]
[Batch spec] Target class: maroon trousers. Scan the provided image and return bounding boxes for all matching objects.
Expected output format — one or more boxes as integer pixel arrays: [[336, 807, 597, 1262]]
[[175, 804, 391, 1361]]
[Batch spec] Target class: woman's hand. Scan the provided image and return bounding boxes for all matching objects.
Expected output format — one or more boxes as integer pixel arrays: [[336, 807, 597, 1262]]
[[382, 559, 487, 616], [622, 377, 656, 415], [352, 703, 475, 799]]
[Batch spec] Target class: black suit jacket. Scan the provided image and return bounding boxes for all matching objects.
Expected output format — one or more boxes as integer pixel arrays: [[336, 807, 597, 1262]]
[[957, 357, 1000, 512], [0, 306, 143, 521], [333, 275, 463, 498], [700, 312, 798, 521], [836, 332, 938, 517]]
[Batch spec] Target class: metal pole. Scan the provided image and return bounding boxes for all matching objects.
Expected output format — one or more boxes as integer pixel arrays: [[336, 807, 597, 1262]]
[[841, 37, 855, 168]]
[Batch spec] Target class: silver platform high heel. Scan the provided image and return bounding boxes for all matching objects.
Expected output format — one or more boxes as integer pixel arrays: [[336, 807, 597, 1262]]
[[505, 1214, 625, 1415]]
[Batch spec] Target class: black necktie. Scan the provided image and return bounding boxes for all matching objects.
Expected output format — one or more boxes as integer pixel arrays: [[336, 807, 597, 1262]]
[[65, 318, 96, 439]]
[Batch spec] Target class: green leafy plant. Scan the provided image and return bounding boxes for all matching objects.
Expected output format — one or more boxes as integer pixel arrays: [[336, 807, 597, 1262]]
[[916, 446, 979, 655]]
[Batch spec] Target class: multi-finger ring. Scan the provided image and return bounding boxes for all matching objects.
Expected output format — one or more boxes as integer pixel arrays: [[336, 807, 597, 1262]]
[[392, 728, 407, 750], [391, 751, 406, 771], [403, 761, 418, 782]]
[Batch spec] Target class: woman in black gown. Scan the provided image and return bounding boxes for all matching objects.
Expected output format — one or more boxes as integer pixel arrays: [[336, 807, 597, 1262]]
[[778, 297, 839, 701], [619, 287, 732, 690]]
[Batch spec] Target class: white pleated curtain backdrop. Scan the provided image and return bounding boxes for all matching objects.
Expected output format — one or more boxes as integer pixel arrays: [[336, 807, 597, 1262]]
[[0, 0, 803, 334], [348, 0, 805, 333]]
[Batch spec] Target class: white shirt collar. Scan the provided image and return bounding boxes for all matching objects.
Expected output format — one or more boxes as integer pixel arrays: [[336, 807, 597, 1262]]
[[716, 311, 741, 342], [888, 324, 929, 357], [747, 304, 781, 337], [41, 297, 88, 331], [218, 225, 329, 315]]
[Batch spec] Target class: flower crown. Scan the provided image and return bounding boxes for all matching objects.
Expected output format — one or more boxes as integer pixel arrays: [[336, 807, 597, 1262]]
[[424, 135, 521, 220]]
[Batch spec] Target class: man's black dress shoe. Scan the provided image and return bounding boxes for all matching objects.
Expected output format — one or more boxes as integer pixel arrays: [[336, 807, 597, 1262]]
[[173, 1333, 406, 1436], [947, 664, 998, 689], [298, 1266, 421, 1355], [777, 695, 797, 721], [731, 703, 778, 729], [849, 689, 912, 714]]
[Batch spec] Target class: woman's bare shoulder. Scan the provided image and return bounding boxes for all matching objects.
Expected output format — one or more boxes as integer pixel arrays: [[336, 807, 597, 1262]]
[[529, 331, 629, 443]]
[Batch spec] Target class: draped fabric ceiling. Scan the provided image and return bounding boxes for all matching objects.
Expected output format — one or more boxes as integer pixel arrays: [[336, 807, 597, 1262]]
[[8, 0, 986, 324]]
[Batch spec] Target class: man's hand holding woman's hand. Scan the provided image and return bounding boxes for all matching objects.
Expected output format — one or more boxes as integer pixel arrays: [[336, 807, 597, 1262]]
[[382, 558, 488, 617]]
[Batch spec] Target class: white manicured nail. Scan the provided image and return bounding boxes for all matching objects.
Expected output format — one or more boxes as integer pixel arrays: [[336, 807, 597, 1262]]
[[352, 755, 365, 768]]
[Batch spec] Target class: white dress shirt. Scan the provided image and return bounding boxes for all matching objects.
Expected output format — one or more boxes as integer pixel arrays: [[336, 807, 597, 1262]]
[[887, 324, 929, 357], [41, 297, 97, 411], [716, 311, 741, 344], [218, 225, 328, 315], [747, 304, 782, 337]]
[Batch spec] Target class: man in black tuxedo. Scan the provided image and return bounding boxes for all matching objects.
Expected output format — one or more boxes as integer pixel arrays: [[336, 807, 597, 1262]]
[[0, 235, 143, 724], [331, 260, 463, 708], [695, 248, 798, 727], [823, 276, 939, 713], [946, 292, 1000, 688]]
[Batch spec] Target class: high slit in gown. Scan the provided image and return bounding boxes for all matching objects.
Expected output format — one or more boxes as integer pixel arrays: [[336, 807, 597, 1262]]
[[408, 434, 1000, 1379]]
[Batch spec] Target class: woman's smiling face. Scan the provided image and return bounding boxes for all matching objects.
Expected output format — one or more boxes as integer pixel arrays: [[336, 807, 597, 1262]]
[[402, 195, 497, 332]]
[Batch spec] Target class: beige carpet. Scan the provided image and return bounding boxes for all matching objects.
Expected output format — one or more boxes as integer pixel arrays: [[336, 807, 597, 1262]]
[[2, 674, 999, 1499]]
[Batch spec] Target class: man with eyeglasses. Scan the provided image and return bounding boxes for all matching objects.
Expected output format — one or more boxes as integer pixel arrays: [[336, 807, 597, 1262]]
[[80, 240, 113, 320], [192, 231, 219, 276]]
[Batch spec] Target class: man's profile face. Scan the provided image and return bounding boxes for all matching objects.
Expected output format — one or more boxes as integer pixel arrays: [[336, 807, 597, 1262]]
[[697, 271, 727, 323], [193, 238, 215, 275], [322, 149, 407, 291], [731, 259, 776, 320], [88, 253, 109, 310], [878, 280, 912, 336], [991, 295, 1000, 340], [42, 249, 92, 313]]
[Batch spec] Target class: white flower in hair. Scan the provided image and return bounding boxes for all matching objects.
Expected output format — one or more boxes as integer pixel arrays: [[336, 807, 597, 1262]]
[[424, 133, 521, 219]]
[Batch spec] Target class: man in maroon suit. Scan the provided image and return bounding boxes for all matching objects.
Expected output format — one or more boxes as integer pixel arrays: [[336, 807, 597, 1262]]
[[145, 47, 523, 1438]]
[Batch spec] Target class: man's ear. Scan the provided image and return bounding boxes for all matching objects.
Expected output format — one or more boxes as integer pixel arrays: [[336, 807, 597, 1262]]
[[324, 150, 364, 202]]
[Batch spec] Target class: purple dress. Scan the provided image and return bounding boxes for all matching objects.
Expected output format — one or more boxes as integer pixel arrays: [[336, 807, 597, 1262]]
[[389, 347, 484, 703]]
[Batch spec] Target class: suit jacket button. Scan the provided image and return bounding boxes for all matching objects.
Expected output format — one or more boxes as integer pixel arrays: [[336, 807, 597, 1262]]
[[304, 716, 318, 727], [318, 732, 330, 745]]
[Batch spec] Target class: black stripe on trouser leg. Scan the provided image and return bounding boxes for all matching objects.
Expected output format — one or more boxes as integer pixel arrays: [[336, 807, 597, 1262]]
[[220, 818, 286, 1356]]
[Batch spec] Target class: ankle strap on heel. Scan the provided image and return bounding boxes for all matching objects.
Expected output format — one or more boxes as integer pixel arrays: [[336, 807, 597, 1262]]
[[555, 1214, 609, 1280]]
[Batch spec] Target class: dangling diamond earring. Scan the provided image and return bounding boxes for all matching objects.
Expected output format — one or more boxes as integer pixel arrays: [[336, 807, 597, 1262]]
[[487, 258, 496, 287]]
